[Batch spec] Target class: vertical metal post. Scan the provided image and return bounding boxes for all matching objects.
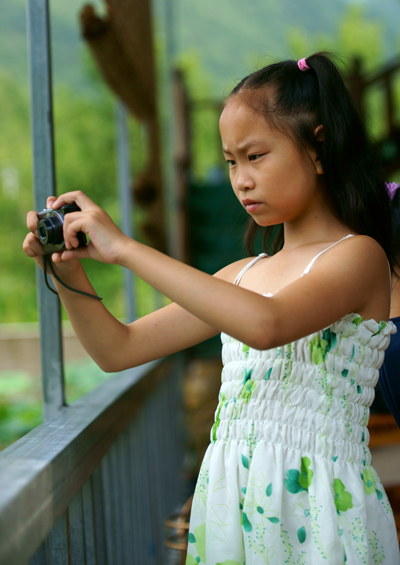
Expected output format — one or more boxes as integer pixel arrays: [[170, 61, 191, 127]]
[[29, 541, 49, 565], [26, 0, 65, 420], [81, 480, 97, 565], [48, 512, 69, 565], [117, 103, 136, 323], [91, 467, 107, 565], [69, 492, 86, 564]]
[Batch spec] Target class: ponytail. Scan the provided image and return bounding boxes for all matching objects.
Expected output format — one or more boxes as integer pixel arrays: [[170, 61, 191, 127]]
[[306, 54, 392, 263]]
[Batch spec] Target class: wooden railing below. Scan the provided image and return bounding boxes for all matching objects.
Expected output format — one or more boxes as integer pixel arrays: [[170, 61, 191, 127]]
[[0, 357, 185, 565]]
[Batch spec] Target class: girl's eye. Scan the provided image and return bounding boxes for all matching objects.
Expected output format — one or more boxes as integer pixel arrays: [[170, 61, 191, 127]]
[[249, 154, 262, 161], [226, 160, 236, 168]]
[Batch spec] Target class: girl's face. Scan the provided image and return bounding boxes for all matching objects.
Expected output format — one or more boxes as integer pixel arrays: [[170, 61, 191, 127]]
[[219, 98, 324, 227]]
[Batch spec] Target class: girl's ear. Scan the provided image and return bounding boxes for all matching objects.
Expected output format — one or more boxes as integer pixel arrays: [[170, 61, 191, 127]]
[[311, 125, 324, 175], [315, 124, 324, 140]]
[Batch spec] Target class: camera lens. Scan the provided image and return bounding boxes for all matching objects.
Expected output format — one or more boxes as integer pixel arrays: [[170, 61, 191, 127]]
[[37, 216, 64, 245]]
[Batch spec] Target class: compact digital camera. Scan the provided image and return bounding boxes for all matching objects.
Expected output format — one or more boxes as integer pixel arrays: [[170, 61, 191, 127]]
[[37, 203, 87, 255]]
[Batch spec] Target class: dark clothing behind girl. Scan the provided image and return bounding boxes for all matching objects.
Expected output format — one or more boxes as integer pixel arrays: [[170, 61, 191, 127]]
[[379, 316, 400, 428]]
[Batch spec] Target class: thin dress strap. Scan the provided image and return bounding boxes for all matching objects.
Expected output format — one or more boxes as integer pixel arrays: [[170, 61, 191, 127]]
[[234, 253, 268, 286], [300, 234, 354, 277]]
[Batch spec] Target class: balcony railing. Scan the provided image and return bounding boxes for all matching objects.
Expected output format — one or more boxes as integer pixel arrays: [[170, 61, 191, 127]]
[[0, 357, 184, 564]]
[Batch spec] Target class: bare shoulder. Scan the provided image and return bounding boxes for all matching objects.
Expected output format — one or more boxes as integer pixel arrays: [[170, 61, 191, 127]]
[[318, 234, 388, 276], [312, 234, 390, 319], [213, 256, 257, 283]]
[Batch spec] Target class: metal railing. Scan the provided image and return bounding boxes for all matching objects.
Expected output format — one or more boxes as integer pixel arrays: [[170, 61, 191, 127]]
[[0, 357, 184, 564]]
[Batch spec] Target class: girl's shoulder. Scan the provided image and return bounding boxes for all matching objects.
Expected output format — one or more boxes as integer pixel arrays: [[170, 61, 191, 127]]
[[314, 234, 387, 273], [308, 234, 389, 299], [306, 234, 390, 321]]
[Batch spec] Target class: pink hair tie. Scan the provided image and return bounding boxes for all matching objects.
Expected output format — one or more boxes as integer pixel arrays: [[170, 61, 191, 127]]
[[298, 58, 310, 72], [385, 182, 400, 201]]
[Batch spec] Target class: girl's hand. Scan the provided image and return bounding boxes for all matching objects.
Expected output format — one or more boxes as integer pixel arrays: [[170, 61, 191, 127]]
[[23, 196, 80, 274], [46, 191, 129, 265]]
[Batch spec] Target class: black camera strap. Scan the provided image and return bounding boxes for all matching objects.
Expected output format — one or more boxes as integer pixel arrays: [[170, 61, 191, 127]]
[[43, 255, 103, 301]]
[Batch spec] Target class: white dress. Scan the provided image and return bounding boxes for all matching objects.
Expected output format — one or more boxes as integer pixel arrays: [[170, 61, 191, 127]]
[[186, 237, 400, 565]]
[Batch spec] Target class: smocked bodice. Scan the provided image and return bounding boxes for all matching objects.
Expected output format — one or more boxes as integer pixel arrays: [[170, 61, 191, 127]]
[[213, 313, 396, 467]]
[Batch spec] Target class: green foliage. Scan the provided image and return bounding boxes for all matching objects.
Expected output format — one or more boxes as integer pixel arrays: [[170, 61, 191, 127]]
[[288, 5, 385, 71], [0, 371, 42, 449], [0, 358, 119, 450], [338, 6, 384, 71], [1, 0, 400, 97], [0, 72, 36, 321]]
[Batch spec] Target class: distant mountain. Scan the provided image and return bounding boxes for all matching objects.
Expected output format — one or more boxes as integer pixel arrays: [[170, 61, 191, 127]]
[[1, 0, 399, 96]]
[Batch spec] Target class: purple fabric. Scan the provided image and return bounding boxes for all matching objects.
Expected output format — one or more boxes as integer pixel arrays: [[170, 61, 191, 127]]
[[385, 182, 400, 201]]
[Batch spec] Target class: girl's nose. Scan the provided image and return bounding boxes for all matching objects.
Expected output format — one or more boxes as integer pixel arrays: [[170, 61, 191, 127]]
[[236, 173, 255, 192]]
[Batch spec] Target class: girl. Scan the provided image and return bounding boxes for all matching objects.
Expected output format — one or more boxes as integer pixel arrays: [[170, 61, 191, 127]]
[[23, 53, 400, 564]]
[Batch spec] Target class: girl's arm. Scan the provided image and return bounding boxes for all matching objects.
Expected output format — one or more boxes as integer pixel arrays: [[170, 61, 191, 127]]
[[115, 230, 390, 348], [24, 191, 390, 370], [23, 195, 247, 371]]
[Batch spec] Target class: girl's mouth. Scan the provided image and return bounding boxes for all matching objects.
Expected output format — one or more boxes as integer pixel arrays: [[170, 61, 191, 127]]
[[242, 199, 262, 213]]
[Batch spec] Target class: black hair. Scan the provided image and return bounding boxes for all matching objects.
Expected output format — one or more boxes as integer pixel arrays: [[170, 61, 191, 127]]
[[227, 52, 395, 268]]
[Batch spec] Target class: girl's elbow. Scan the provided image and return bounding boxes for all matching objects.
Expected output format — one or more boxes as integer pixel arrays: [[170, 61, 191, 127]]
[[96, 355, 127, 374], [247, 319, 277, 351], [250, 335, 274, 351], [96, 359, 117, 373], [98, 354, 141, 373], [100, 363, 119, 374]]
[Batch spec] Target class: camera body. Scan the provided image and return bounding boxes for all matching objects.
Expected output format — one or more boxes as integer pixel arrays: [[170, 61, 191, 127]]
[[37, 203, 87, 255]]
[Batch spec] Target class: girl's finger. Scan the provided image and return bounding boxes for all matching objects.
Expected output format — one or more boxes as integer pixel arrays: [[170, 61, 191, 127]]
[[62, 211, 88, 250], [51, 190, 95, 212], [23, 232, 42, 257], [51, 252, 63, 263], [46, 196, 57, 208], [59, 246, 90, 262], [27, 210, 40, 233]]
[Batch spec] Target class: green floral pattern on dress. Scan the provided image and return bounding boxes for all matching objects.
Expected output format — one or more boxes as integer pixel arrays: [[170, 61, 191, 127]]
[[334, 479, 353, 514], [284, 457, 313, 494], [309, 329, 337, 365]]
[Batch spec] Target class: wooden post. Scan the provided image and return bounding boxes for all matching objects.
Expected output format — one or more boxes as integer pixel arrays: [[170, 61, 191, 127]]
[[384, 73, 395, 138]]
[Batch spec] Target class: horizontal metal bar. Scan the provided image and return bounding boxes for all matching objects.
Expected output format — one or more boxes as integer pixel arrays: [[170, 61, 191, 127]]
[[0, 358, 173, 564]]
